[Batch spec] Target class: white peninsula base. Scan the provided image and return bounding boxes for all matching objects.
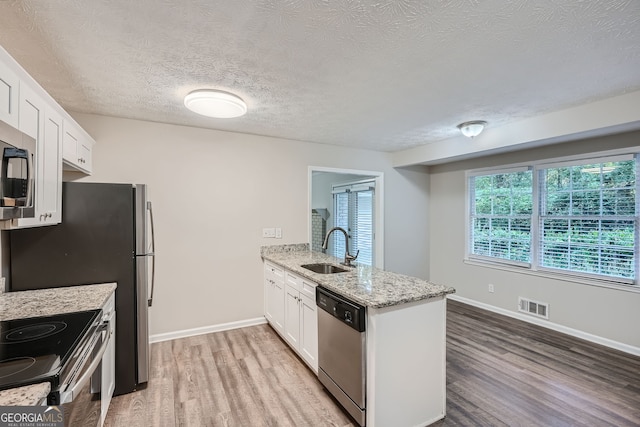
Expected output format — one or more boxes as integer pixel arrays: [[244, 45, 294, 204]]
[[366, 295, 447, 426]]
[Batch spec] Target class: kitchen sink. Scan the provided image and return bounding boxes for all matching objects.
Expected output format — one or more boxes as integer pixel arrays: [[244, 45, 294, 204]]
[[301, 263, 348, 274]]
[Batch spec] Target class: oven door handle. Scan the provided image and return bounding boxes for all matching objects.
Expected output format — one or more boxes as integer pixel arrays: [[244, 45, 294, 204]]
[[60, 323, 110, 404]]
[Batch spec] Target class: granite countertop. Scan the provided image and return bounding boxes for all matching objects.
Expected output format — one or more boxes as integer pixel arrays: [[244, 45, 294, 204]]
[[0, 282, 117, 406], [0, 282, 117, 321], [0, 383, 51, 406], [261, 244, 455, 309]]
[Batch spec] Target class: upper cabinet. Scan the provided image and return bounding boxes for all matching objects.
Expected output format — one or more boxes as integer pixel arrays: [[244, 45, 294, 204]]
[[0, 60, 19, 129], [63, 120, 93, 174], [0, 45, 96, 228], [9, 81, 64, 228]]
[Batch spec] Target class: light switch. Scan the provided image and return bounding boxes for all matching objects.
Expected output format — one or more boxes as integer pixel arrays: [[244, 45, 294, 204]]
[[275, 228, 282, 238], [262, 228, 276, 238]]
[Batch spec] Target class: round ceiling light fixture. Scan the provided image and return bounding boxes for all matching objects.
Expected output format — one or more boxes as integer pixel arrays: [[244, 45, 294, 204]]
[[457, 120, 487, 138], [184, 90, 247, 118]]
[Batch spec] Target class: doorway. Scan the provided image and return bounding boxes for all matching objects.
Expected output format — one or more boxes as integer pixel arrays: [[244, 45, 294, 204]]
[[309, 167, 384, 268]]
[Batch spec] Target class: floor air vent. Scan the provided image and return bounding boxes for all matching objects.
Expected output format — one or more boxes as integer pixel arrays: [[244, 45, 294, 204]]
[[518, 297, 549, 320]]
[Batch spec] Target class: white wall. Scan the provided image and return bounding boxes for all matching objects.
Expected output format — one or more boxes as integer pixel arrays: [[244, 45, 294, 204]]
[[429, 131, 640, 349], [69, 114, 430, 337]]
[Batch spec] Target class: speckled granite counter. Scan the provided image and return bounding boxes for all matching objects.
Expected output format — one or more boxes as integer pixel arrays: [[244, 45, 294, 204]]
[[0, 383, 50, 406], [0, 282, 116, 321], [261, 244, 454, 308], [0, 283, 116, 406]]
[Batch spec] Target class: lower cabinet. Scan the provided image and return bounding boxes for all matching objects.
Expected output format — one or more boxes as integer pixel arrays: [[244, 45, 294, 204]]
[[299, 292, 318, 371], [95, 292, 115, 427], [264, 263, 318, 373], [101, 301, 116, 426], [264, 262, 285, 335]]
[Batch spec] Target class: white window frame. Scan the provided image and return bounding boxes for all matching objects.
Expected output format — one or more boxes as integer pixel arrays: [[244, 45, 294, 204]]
[[467, 166, 533, 268], [535, 154, 636, 284], [465, 148, 640, 293]]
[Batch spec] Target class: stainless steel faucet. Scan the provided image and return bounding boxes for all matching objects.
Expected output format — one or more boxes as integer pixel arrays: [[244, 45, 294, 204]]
[[322, 227, 359, 266]]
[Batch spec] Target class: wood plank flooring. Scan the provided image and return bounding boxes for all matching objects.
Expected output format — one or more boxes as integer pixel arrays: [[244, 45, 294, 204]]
[[103, 323, 352, 427], [104, 300, 640, 426], [433, 300, 640, 427]]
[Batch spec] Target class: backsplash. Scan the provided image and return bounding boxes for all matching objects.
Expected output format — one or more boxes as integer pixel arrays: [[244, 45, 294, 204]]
[[260, 243, 309, 256]]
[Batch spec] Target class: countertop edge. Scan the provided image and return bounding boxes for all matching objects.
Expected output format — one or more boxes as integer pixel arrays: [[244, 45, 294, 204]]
[[0, 383, 51, 406], [0, 282, 117, 321]]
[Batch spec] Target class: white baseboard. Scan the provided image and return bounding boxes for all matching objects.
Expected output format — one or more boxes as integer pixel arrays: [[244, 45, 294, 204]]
[[447, 294, 640, 357], [150, 317, 268, 343]]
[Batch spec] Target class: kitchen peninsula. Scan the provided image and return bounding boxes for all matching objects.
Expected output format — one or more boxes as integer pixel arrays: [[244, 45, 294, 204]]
[[261, 244, 455, 427]]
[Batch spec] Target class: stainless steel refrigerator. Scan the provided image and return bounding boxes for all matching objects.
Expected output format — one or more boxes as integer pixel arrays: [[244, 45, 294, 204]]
[[8, 182, 155, 396]]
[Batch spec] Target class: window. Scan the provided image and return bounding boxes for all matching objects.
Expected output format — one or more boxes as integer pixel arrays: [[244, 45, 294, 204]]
[[469, 169, 532, 264], [468, 154, 638, 286], [331, 181, 375, 266], [539, 158, 636, 280]]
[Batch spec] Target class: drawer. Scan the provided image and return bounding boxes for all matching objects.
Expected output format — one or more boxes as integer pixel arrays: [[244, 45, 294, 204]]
[[265, 262, 284, 282], [300, 278, 317, 300], [286, 271, 317, 297], [285, 271, 302, 291]]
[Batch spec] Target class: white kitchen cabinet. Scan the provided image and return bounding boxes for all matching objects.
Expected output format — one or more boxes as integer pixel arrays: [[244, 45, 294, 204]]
[[299, 293, 318, 371], [283, 271, 318, 372], [63, 120, 93, 174], [11, 84, 63, 228], [100, 293, 116, 427], [1, 44, 96, 230], [264, 262, 285, 335], [264, 262, 319, 373], [0, 59, 19, 129], [284, 282, 301, 348]]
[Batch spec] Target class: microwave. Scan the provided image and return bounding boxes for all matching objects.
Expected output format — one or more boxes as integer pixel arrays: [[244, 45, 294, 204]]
[[0, 120, 35, 220]]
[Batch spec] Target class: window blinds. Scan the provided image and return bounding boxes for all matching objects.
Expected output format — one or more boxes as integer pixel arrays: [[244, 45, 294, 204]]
[[331, 181, 375, 266]]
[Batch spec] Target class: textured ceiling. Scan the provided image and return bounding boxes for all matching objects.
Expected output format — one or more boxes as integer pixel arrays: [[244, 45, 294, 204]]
[[0, 0, 639, 152]]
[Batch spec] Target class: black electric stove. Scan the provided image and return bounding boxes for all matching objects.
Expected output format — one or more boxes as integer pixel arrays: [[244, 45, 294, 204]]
[[0, 310, 101, 392]]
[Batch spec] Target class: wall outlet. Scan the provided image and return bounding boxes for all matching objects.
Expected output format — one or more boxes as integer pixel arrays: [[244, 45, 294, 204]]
[[275, 228, 282, 238], [262, 228, 276, 238], [488, 283, 495, 293]]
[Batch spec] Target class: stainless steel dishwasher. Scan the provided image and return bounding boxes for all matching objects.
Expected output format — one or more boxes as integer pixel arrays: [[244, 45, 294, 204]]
[[316, 286, 366, 426]]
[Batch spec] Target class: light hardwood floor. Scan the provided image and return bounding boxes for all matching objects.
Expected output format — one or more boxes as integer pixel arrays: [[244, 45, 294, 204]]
[[104, 300, 640, 426], [104, 323, 352, 427]]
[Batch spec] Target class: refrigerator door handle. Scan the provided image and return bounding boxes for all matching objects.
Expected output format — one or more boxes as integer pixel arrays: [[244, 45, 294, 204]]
[[147, 200, 156, 307]]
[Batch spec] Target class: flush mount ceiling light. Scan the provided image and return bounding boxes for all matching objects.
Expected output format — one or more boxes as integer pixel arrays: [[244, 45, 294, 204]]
[[184, 90, 247, 118], [457, 120, 487, 138]]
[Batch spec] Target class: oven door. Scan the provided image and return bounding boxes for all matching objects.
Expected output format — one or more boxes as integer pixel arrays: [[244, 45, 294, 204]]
[[57, 321, 111, 427]]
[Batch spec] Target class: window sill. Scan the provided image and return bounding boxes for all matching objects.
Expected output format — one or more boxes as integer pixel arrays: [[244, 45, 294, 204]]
[[463, 258, 640, 294]]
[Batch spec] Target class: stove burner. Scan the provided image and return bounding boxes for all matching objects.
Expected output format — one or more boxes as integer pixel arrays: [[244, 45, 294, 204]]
[[2, 321, 67, 343], [0, 357, 36, 379]]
